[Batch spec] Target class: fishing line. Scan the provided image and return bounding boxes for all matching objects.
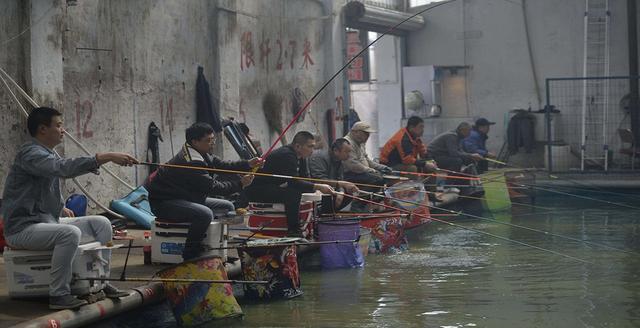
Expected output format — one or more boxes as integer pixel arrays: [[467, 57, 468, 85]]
[[338, 192, 592, 264]]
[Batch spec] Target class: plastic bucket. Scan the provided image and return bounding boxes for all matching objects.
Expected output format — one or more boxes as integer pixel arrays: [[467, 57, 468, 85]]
[[157, 255, 242, 326], [317, 220, 364, 269]]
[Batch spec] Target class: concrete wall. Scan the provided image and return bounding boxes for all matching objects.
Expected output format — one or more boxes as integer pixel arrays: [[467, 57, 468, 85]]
[[0, 0, 347, 212], [405, 0, 638, 154]]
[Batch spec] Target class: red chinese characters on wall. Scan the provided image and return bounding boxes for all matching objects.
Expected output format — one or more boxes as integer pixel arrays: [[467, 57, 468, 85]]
[[346, 30, 369, 82], [241, 32, 315, 72]]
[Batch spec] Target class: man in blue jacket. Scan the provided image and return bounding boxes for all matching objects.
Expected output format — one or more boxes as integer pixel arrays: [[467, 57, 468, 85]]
[[2, 107, 137, 310], [463, 118, 496, 173]]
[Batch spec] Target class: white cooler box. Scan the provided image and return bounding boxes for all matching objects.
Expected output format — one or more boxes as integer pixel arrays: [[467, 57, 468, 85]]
[[151, 221, 227, 264], [4, 242, 110, 298]]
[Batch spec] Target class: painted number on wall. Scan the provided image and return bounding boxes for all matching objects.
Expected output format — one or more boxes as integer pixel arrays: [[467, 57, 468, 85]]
[[75, 100, 94, 139]]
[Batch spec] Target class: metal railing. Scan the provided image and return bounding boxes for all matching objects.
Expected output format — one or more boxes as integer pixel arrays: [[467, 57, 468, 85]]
[[544, 76, 639, 172]]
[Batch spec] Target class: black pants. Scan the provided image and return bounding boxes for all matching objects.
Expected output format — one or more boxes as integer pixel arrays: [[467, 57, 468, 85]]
[[344, 171, 385, 211], [244, 185, 303, 234]]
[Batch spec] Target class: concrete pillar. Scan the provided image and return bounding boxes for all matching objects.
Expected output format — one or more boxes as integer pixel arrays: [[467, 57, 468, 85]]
[[28, 0, 65, 110], [214, 0, 240, 160]]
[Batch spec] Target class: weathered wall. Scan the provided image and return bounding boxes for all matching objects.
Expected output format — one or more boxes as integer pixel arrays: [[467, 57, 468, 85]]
[[405, 0, 636, 153], [0, 0, 29, 190], [0, 0, 347, 212]]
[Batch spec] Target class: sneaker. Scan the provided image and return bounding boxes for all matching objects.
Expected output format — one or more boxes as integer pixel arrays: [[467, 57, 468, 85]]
[[49, 294, 88, 310], [103, 284, 129, 298]]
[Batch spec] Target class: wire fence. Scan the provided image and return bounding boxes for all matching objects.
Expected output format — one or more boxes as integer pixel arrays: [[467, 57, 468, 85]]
[[544, 76, 639, 172]]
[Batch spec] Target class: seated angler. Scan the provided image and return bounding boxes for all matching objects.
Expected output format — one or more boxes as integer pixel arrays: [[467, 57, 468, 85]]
[[462, 118, 496, 174], [427, 122, 483, 173], [244, 131, 334, 238], [145, 122, 262, 261], [309, 138, 359, 212], [380, 116, 438, 176], [2, 107, 136, 310]]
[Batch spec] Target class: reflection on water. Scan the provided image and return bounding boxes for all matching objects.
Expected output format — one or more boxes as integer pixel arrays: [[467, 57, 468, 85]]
[[100, 195, 640, 328]]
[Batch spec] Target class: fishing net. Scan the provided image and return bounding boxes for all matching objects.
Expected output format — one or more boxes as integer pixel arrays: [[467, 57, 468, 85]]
[[384, 181, 426, 210]]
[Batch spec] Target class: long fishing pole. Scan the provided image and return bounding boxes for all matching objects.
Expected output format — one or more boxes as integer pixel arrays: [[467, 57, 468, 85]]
[[138, 161, 383, 189], [513, 182, 640, 211], [74, 277, 269, 285], [337, 192, 592, 264], [208, 237, 360, 250], [392, 170, 480, 181], [261, 0, 456, 158], [362, 190, 637, 254]]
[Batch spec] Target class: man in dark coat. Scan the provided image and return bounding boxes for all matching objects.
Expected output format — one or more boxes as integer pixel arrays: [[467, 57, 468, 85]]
[[145, 122, 262, 260], [244, 131, 334, 238], [309, 138, 359, 211]]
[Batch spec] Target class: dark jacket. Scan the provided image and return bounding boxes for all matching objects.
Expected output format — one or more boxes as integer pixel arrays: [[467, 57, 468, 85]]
[[427, 130, 474, 160], [507, 112, 535, 154], [145, 143, 249, 204], [462, 129, 488, 156], [249, 145, 315, 193], [196, 66, 222, 133], [308, 151, 344, 188]]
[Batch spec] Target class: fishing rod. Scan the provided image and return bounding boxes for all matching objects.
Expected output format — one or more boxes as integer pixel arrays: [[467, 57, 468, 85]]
[[74, 277, 269, 285], [426, 190, 553, 211], [138, 161, 383, 189], [336, 191, 592, 264], [391, 170, 480, 181], [261, 0, 457, 158], [360, 190, 637, 255], [207, 237, 361, 250], [512, 181, 640, 211]]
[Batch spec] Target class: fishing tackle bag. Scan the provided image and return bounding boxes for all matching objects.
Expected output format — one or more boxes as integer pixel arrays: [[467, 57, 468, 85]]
[[110, 186, 156, 229]]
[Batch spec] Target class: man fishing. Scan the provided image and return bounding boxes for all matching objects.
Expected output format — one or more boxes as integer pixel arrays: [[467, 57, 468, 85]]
[[380, 116, 438, 175], [309, 138, 359, 212], [145, 122, 262, 261], [462, 118, 496, 174], [428, 122, 484, 173], [244, 131, 334, 238], [2, 107, 135, 310]]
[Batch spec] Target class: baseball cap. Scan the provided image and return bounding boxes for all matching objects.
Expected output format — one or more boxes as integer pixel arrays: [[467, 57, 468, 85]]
[[475, 118, 496, 126], [350, 121, 377, 133]]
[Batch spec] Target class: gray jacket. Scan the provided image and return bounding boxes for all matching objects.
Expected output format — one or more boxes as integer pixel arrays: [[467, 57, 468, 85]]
[[427, 130, 474, 160], [308, 151, 344, 188], [343, 133, 387, 174], [1, 140, 99, 236]]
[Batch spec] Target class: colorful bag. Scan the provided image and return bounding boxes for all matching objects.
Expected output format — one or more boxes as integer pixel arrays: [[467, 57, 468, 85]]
[[110, 186, 156, 229]]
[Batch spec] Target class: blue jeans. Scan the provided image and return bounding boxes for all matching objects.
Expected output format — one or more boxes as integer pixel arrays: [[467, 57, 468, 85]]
[[5, 216, 112, 297], [149, 198, 234, 260]]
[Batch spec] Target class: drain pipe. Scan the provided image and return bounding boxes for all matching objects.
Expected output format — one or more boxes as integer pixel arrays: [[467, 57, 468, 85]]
[[9, 283, 165, 328], [628, 0, 639, 144]]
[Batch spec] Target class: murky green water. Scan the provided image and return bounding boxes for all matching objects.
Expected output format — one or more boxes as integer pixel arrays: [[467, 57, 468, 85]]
[[106, 194, 640, 328]]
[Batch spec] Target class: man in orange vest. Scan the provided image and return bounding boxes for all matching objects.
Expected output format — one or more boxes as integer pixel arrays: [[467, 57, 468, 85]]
[[380, 116, 437, 175]]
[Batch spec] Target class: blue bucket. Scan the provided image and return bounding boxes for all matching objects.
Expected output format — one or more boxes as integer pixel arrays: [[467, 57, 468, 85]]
[[317, 220, 364, 269]]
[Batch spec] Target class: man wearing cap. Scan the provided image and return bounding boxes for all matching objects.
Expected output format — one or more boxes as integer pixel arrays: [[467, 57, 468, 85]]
[[463, 118, 496, 173], [343, 122, 391, 184]]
